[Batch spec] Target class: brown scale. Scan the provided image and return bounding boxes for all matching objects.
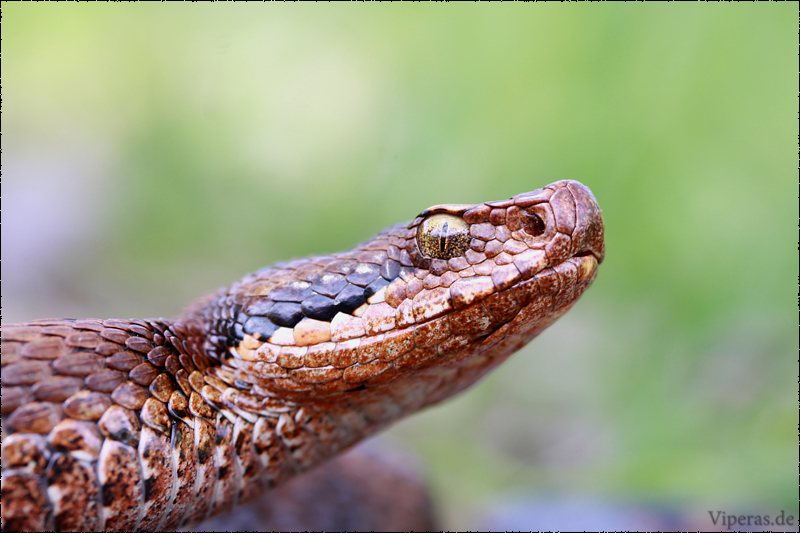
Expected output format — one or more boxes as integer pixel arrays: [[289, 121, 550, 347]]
[[1, 179, 604, 532]]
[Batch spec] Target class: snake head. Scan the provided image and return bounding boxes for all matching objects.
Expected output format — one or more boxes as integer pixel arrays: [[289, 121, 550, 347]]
[[202, 180, 604, 419]]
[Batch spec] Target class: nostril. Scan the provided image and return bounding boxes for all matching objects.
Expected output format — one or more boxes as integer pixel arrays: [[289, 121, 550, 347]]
[[522, 212, 545, 237]]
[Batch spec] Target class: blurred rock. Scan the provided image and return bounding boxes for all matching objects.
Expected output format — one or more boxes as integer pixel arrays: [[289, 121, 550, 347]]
[[189, 441, 437, 532]]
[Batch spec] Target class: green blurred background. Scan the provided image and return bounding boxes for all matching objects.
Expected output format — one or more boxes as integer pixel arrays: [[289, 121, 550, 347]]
[[4, 4, 797, 530]]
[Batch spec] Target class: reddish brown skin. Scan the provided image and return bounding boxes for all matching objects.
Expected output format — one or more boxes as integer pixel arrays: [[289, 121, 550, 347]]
[[1, 180, 604, 532]]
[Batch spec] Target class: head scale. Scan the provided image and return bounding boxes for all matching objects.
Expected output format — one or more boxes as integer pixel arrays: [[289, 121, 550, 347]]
[[197, 180, 604, 416]]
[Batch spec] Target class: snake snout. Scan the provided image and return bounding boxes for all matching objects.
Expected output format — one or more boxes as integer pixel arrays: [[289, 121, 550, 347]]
[[565, 180, 605, 264]]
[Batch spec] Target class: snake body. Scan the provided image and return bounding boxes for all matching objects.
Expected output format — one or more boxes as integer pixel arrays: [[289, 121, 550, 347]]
[[1, 180, 604, 532]]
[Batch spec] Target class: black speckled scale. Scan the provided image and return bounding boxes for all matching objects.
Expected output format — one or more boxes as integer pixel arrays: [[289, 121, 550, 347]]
[[205, 223, 413, 357]]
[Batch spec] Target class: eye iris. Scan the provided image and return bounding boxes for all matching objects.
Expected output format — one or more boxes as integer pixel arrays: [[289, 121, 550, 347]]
[[417, 214, 470, 260]]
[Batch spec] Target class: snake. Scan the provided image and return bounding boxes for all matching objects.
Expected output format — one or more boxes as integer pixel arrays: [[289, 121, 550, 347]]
[[1, 179, 604, 532]]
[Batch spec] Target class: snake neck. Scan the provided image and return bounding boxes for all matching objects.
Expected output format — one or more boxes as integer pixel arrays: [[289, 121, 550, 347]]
[[169, 179, 606, 449]]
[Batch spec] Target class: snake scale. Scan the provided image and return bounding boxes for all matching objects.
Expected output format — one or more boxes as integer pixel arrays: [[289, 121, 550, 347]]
[[1, 179, 604, 532]]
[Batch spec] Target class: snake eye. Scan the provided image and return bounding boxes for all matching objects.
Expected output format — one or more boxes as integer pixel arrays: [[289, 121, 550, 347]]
[[416, 214, 470, 260]]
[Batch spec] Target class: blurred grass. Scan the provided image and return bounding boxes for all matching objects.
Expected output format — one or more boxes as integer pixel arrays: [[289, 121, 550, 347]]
[[3, 3, 797, 527]]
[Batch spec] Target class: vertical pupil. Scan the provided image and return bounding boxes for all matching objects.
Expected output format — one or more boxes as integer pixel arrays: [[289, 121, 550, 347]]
[[416, 213, 469, 260]]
